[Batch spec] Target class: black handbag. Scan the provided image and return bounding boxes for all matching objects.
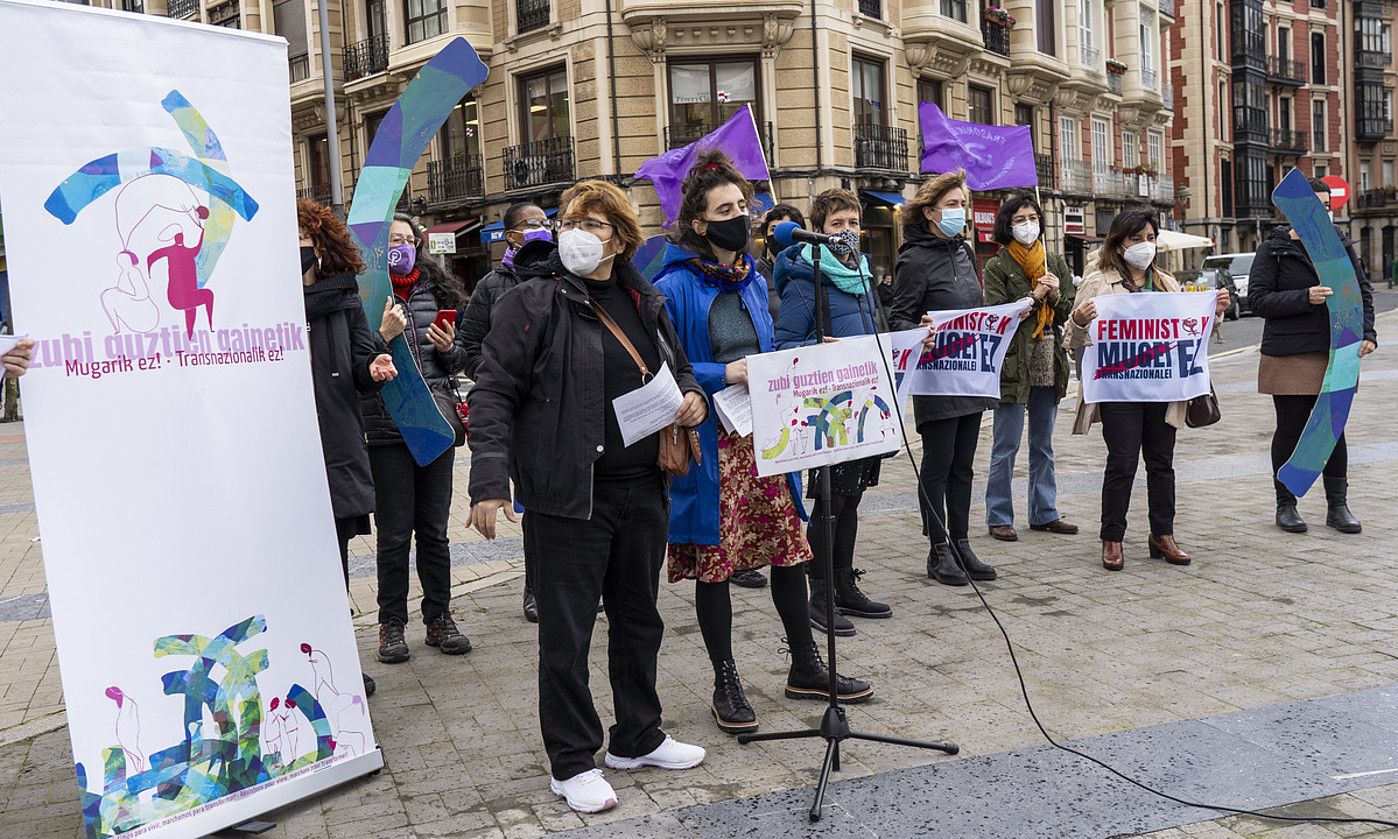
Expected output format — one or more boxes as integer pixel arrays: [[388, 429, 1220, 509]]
[[1185, 387, 1221, 428]]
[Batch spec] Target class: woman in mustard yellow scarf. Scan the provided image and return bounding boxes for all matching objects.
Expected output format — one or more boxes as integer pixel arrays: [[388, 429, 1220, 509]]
[[981, 194, 1078, 542]]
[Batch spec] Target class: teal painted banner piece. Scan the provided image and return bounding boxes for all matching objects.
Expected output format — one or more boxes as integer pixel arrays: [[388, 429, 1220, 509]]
[[1271, 168, 1364, 497]]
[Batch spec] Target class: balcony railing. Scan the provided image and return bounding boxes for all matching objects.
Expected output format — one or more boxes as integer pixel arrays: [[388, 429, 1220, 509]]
[[666, 121, 775, 166], [517, 0, 550, 33], [167, 0, 198, 18], [1267, 56, 1304, 84], [1162, 82, 1173, 109], [858, 0, 881, 17], [344, 35, 390, 82], [1158, 0, 1174, 17], [289, 54, 310, 84], [853, 123, 909, 172], [503, 136, 575, 190], [297, 185, 333, 206], [1232, 105, 1269, 138], [1151, 175, 1176, 204], [1080, 45, 1101, 70], [428, 155, 484, 206], [1271, 128, 1307, 153], [981, 21, 1011, 57], [1093, 167, 1134, 198], [1058, 159, 1093, 194], [1359, 186, 1398, 209], [1107, 73, 1123, 95], [1035, 154, 1055, 190], [1141, 68, 1158, 90], [1357, 49, 1392, 70]]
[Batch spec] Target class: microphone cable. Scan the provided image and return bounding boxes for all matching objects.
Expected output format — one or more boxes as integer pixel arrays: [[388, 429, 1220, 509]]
[[851, 258, 1398, 831]]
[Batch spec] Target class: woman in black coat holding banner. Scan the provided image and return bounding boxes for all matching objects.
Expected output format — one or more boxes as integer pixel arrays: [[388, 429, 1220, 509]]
[[890, 171, 1001, 587]]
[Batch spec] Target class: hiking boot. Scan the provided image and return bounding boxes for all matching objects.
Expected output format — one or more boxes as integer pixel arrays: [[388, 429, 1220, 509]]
[[523, 584, 538, 623], [710, 659, 758, 734], [808, 575, 855, 637], [927, 543, 968, 586], [377, 621, 410, 664], [952, 538, 997, 581], [424, 613, 472, 655], [833, 568, 892, 619], [783, 642, 873, 704]]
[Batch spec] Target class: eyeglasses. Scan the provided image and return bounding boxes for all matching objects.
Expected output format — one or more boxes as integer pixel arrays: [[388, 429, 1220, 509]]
[[510, 218, 551, 232], [388, 234, 418, 246], [558, 218, 615, 235]]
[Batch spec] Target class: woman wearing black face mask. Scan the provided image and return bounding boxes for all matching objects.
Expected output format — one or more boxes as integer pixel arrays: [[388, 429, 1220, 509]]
[[653, 152, 872, 736], [756, 204, 806, 321]]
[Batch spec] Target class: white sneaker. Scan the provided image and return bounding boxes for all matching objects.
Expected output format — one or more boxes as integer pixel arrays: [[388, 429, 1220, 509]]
[[549, 768, 618, 813], [604, 735, 706, 771]]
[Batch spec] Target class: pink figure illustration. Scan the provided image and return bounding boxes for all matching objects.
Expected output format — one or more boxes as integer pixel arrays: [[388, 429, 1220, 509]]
[[263, 696, 286, 762], [280, 697, 303, 762], [301, 642, 368, 756], [103, 686, 146, 774], [147, 218, 213, 339], [107, 174, 210, 336]]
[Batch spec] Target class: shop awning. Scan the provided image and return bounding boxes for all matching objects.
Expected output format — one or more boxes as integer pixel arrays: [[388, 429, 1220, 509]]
[[425, 218, 480, 236], [480, 206, 559, 244], [1064, 233, 1104, 243], [861, 190, 907, 207]]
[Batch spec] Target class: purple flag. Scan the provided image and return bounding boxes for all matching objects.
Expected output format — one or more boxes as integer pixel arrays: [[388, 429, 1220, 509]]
[[918, 102, 1038, 191], [637, 106, 771, 226]]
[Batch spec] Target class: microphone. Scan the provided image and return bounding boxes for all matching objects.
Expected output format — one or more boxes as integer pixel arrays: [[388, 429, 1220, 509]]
[[772, 221, 843, 249]]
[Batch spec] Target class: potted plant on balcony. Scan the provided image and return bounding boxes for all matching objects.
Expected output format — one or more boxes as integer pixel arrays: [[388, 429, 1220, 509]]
[[983, 5, 1015, 27], [1123, 163, 1158, 178], [1106, 58, 1128, 75]]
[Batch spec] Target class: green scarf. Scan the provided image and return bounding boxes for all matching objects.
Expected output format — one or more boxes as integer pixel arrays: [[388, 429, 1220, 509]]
[[800, 244, 873, 296]]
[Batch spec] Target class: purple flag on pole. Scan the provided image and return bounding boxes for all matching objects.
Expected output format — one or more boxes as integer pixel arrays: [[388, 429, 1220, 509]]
[[637, 106, 771, 226], [918, 102, 1038, 191]]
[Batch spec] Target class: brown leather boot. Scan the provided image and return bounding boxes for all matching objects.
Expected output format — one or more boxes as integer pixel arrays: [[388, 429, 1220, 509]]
[[1101, 541, 1124, 571], [1148, 534, 1191, 565]]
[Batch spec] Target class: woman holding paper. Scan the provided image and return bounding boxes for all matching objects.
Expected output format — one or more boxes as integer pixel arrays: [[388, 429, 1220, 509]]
[[981, 193, 1079, 542], [774, 188, 893, 637], [467, 180, 709, 814], [655, 152, 873, 737], [890, 171, 1001, 588], [1067, 210, 1230, 571]]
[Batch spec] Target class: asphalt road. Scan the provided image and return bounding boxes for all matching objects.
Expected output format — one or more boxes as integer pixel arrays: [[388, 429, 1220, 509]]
[[1217, 286, 1398, 350]]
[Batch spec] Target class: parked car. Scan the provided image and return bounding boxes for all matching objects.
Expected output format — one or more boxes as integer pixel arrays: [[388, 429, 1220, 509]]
[[1200, 252, 1255, 320]]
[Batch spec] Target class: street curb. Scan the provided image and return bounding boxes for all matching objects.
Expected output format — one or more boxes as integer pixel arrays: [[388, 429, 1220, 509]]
[[0, 710, 66, 749]]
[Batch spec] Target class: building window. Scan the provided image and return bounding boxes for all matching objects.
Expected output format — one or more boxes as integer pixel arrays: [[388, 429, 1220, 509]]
[[1014, 103, 1035, 139], [121, 0, 143, 10], [1078, 0, 1097, 67], [1360, 161, 1372, 193], [1148, 131, 1164, 172], [404, 0, 446, 44], [1216, 2, 1225, 61], [1218, 80, 1228, 139], [307, 133, 330, 199], [1139, 14, 1156, 88], [1036, 0, 1056, 55], [1314, 163, 1327, 178], [1277, 26, 1290, 63], [669, 59, 761, 137], [918, 78, 945, 110], [1310, 32, 1325, 84], [1059, 115, 1079, 160], [940, 0, 966, 23], [968, 85, 995, 125], [519, 66, 570, 142], [1385, 160, 1395, 187], [852, 55, 887, 126], [439, 97, 480, 161], [1279, 96, 1292, 131], [1311, 99, 1325, 150], [517, 0, 549, 33], [1221, 158, 1234, 217], [1121, 129, 1138, 169], [364, 111, 388, 148], [1091, 117, 1110, 171]]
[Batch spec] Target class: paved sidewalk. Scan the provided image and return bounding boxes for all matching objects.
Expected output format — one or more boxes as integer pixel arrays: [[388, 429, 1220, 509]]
[[0, 303, 1395, 837]]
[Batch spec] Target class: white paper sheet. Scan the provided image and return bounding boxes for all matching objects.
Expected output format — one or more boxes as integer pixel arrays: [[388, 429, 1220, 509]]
[[712, 383, 753, 437], [613, 361, 684, 447], [0, 334, 29, 357]]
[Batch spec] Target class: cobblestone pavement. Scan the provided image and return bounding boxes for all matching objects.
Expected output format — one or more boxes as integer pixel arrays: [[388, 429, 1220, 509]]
[[0, 300, 1394, 837]]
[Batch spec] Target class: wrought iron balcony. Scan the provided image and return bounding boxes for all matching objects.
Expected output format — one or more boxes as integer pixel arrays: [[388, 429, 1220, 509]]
[[517, 0, 549, 33], [428, 155, 484, 206], [1093, 167, 1133, 198], [1271, 128, 1307, 153], [167, 0, 198, 18], [1079, 45, 1101, 70], [981, 20, 1011, 57], [1035, 153, 1055, 190], [1162, 82, 1173, 109], [853, 123, 909, 172], [666, 122, 774, 166], [344, 35, 390, 82], [1107, 73, 1123, 95], [1058, 159, 1093, 195], [1151, 175, 1176, 204], [289, 54, 310, 84], [1358, 186, 1398, 209], [858, 0, 881, 17], [1158, 0, 1175, 17], [297, 185, 333, 206], [1267, 56, 1304, 85], [1141, 68, 1158, 90], [503, 136, 575, 190]]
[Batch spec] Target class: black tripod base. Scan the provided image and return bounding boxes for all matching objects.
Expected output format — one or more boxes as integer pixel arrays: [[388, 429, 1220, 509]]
[[739, 707, 959, 822]]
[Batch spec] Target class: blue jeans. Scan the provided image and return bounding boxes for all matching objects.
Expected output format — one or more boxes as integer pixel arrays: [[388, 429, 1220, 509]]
[[985, 386, 1061, 528]]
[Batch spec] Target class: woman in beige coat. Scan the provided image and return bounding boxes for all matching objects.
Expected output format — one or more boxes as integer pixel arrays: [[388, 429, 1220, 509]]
[[1066, 210, 1229, 571]]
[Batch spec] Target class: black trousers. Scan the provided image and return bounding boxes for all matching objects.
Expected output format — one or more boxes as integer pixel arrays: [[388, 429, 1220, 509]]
[[1271, 395, 1348, 499], [918, 412, 983, 543], [370, 445, 455, 626], [1098, 402, 1176, 542], [525, 477, 669, 781]]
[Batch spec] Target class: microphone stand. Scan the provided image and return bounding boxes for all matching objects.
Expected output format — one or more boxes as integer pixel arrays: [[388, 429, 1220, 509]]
[[738, 242, 958, 823]]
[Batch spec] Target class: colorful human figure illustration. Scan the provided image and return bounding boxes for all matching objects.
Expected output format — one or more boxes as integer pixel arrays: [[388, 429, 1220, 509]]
[[301, 643, 368, 756], [103, 686, 146, 775], [147, 222, 213, 338]]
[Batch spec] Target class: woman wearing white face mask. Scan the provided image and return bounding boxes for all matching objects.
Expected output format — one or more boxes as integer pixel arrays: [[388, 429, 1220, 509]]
[[981, 194, 1079, 543], [1067, 210, 1230, 571]]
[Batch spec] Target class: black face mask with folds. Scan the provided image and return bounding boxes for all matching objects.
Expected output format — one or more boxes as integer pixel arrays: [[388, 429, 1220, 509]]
[[300, 245, 319, 275], [703, 215, 750, 253]]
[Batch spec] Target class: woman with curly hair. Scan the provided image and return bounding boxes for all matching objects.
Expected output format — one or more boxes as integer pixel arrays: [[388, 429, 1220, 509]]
[[363, 213, 473, 664], [297, 198, 398, 696]]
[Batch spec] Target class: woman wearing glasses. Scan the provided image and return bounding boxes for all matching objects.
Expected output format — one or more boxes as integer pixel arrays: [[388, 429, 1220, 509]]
[[468, 181, 709, 814], [362, 214, 472, 666], [458, 201, 553, 622]]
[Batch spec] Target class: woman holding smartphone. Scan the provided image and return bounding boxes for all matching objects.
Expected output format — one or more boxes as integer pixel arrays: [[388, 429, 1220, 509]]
[[362, 213, 473, 665]]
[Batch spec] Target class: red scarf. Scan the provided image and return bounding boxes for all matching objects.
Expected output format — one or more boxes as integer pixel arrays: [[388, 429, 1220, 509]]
[[390, 267, 420, 300]]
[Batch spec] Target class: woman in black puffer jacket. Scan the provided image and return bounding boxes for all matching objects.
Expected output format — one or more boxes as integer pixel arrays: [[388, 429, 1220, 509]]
[[362, 213, 472, 665]]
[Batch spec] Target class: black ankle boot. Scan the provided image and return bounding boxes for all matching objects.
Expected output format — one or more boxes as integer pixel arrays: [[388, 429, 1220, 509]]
[[1324, 477, 1362, 534], [1275, 483, 1307, 533], [808, 574, 855, 636], [522, 584, 538, 623], [711, 659, 758, 734], [952, 538, 997, 581], [833, 568, 892, 619], [927, 542, 968, 586], [783, 642, 873, 704]]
